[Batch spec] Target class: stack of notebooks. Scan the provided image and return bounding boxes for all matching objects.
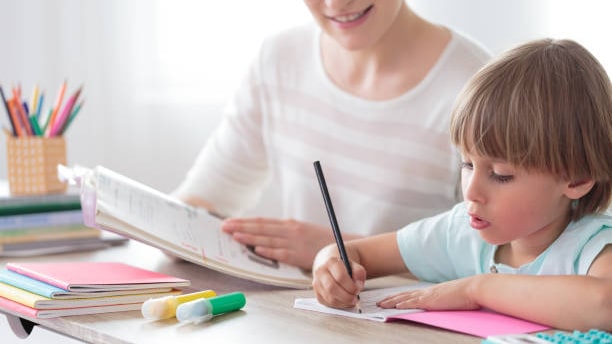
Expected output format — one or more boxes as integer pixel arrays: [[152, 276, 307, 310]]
[[0, 261, 190, 318], [0, 185, 127, 256]]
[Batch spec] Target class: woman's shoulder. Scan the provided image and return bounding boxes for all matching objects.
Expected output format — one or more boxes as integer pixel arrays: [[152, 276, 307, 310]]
[[447, 29, 493, 64]]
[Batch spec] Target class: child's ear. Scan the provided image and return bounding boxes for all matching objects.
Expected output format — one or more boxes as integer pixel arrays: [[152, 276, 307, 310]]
[[564, 179, 595, 199]]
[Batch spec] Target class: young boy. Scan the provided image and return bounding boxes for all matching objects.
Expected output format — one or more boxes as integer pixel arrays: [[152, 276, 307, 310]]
[[312, 38, 612, 331]]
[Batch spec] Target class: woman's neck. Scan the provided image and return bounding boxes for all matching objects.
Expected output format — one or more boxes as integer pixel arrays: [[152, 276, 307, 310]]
[[321, 5, 451, 100]]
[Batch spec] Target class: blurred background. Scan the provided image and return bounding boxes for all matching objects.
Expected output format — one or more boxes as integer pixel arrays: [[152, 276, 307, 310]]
[[0, 0, 610, 203]]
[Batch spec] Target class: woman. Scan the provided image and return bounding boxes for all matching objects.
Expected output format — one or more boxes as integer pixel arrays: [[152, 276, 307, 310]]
[[173, 1, 491, 270]]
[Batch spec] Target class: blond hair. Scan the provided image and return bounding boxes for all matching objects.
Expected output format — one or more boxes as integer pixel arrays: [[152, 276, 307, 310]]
[[450, 39, 612, 221]]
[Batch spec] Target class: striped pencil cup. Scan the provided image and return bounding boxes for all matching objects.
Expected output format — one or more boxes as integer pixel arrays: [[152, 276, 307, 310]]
[[6, 134, 68, 195]]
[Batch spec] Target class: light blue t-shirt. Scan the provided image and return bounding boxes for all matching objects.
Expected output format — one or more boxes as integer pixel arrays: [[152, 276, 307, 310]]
[[397, 202, 612, 283]]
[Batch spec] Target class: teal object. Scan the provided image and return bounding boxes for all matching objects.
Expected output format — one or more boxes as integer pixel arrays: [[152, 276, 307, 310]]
[[482, 329, 612, 343]]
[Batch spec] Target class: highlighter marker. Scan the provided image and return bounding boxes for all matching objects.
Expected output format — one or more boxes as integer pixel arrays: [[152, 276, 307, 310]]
[[176, 292, 246, 324], [141, 289, 216, 320]]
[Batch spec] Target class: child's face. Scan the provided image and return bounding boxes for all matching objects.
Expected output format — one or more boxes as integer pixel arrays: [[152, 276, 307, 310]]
[[303, 0, 404, 51], [460, 151, 573, 246]]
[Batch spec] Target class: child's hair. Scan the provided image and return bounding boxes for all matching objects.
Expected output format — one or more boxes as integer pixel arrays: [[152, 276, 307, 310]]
[[450, 38, 612, 221]]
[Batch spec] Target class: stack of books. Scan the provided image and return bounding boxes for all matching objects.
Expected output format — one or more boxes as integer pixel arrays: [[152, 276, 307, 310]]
[[0, 261, 190, 318], [0, 185, 126, 256]]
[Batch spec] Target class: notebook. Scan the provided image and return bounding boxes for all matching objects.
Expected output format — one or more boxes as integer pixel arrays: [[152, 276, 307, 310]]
[[0, 295, 143, 319], [294, 283, 550, 338], [58, 165, 312, 289], [0, 269, 174, 299], [0, 281, 180, 309], [5, 261, 190, 292]]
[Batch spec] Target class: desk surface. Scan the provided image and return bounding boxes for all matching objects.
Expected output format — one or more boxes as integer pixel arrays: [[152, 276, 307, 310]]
[[1, 241, 481, 344]]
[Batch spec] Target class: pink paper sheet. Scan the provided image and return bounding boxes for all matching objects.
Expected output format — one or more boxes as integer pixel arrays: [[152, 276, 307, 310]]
[[390, 309, 550, 338]]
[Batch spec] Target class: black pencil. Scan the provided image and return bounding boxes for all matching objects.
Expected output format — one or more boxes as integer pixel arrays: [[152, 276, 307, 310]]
[[0, 85, 17, 136], [313, 160, 361, 313]]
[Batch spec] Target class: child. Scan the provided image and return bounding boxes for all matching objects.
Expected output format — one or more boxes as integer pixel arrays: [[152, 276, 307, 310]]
[[312, 38, 612, 332]]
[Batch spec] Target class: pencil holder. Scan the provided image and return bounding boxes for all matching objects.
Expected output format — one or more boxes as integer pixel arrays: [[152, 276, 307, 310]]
[[6, 135, 68, 195]]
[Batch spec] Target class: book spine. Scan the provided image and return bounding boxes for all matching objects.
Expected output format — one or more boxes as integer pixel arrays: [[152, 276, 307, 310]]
[[0, 210, 84, 230], [0, 295, 39, 318], [0, 192, 81, 215], [0, 270, 60, 298], [0, 282, 42, 308], [5, 264, 70, 290], [0, 201, 81, 216], [0, 226, 100, 244]]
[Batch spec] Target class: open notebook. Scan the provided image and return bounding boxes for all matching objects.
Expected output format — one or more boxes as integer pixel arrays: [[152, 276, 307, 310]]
[[294, 282, 550, 338], [58, 165, 311, 289]]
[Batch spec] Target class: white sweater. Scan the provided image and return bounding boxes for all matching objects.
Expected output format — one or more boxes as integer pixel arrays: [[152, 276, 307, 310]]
[[173, 23, 491, 236]]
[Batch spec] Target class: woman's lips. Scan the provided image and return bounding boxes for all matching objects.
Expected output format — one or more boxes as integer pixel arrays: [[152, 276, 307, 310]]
[[327, 4, 373, 28]]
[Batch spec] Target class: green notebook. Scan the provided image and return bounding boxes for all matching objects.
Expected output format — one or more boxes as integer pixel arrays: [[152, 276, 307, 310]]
[[0, 193, 81, 216]]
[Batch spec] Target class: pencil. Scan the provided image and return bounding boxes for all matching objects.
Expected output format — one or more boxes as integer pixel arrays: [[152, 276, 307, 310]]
[[313, 160, 362, 313], [9, 98, 28, 137], [30, 84, 39, 118], [59, 100, 83, 135], [0, 85, 16, 136], [11, 87, 33, 136], [45, 80, 66, 136], [49, 86, 81, 137]]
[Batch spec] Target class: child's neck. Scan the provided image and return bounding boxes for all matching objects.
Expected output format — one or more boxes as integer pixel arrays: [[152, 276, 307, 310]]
[[494, 215, 571, 268]]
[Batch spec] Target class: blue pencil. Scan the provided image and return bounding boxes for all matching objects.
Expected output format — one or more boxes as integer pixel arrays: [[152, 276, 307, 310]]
[[36, 93, 44, 119]]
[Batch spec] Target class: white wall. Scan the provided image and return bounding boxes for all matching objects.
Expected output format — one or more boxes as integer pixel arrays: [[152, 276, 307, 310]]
[[0, 0, 610, 209]]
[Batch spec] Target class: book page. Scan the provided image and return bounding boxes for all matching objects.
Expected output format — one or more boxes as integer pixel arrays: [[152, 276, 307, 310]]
[[294, 283, 432, 321], [89, 166, 311, 288]]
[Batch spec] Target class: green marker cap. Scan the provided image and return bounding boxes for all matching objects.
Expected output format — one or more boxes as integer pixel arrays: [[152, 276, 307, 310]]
[[209, 292, 246, 315], [176, 292, 246, 323]]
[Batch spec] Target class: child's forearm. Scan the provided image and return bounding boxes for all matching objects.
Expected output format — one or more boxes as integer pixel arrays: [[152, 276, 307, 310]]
[[347, 232, 412, 278], [471, 274, 612, 331]]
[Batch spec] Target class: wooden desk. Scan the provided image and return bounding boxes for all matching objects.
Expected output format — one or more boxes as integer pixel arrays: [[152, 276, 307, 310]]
[[1, 241, 481, 344]]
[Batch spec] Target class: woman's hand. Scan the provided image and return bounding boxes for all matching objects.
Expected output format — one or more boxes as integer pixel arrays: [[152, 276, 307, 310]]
[[222, 217, 342, 270], [377, 276, 480, 310]]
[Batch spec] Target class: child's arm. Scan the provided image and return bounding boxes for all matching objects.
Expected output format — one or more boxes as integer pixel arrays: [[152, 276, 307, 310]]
[[378, 244, 612, 331], [312, 232, 413, 308]]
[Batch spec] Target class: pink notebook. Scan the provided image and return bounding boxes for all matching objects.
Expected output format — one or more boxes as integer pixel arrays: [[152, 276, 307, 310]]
[[0, 295, 142, 319], [294, 282, 550, 338], [6, 262, 190, 292], [389, 309, 549, 337]]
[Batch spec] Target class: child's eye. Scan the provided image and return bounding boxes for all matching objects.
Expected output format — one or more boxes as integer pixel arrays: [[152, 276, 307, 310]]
[[491, 172, 513, 183], [460, 162, 473, 170]]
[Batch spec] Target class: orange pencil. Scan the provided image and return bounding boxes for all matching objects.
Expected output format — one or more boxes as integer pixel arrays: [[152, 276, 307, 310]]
[[45, 80, 66, 137], [7, 98, 25, 137], [49, 86, 81, 137], [11, 88, 33, 136]]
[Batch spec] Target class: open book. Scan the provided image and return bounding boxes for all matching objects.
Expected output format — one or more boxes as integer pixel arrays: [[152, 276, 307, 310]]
[[294, 283, 550, 338], [59, 165, 312, 289]]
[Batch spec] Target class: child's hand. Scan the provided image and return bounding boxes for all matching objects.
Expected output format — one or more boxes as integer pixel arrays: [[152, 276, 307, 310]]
[[312, 255, 366, 309], [376, 276, 480, 310]]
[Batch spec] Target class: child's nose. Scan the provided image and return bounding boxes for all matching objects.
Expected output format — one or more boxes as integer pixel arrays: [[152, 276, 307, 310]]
[[462, 172, 485, 204]]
